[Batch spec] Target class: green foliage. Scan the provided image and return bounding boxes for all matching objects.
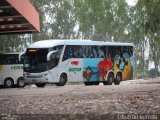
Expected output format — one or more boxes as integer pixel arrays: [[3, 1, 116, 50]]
[[73, 0, 131, 41], [0, 0, 160, 78], [148, 68, 160, 78], [31, 0, 76, 40], [136, 0, 160, 73], [0, 34, 28, 52]]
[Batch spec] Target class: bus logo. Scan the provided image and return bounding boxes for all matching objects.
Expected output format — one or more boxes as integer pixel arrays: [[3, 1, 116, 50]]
[[71, 61, 79, 66], [11, 66, 23, 70]]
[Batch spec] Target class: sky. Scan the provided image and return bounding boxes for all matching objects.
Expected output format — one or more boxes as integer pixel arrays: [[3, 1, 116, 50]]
[[126, 0, 138, 6]]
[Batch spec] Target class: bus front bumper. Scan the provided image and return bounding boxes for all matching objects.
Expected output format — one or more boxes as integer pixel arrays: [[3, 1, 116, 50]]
[[24, 77, 49, 84]]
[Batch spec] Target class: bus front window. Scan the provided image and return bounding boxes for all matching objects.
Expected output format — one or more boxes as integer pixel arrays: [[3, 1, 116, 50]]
[[24, 48, 49, 73], [24, 46, 63, 73]]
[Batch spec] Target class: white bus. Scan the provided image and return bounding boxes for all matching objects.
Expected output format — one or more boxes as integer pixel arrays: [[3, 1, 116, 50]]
[[23, 39, 134, 87], [0, 52, 25, 88]]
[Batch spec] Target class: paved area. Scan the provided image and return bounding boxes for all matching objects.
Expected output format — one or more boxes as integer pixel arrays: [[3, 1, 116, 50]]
[[0, 78, 160, 120], [0, 78, 160, 96]]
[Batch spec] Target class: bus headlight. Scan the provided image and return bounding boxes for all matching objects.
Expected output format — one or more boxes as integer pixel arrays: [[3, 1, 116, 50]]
[[23, 72, 30, 77], [41, 73, 48, 77]]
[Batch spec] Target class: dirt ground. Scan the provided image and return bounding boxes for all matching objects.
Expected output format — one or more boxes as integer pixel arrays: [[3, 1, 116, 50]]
[[0, 79, 160, 120]]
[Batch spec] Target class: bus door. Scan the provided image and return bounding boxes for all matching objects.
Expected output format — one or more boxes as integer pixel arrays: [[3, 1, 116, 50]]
[[61, 45, 83, 82], [60, 58, 83, 82]]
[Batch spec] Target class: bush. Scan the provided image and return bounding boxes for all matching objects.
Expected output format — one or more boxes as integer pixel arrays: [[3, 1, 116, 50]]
[[147, 69, 160, 78]]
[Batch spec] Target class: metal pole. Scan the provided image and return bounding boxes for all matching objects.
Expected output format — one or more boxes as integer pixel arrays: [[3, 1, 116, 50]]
[[30, 33, 32, 44]]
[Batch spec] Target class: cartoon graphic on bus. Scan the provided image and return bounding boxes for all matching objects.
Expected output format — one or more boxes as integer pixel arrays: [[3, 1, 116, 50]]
[[83, 53, 133, 82], [98, 58, 113, 80]]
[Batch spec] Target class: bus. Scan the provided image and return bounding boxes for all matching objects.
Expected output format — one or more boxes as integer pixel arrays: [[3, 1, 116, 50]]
[[0, 52, 25, 88], [23, 39, 134, 87]]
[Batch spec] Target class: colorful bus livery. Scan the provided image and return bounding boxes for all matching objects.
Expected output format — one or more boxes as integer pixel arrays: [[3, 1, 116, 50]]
[[23, 39, 134, 87], [0, 53, 25, 88], [82, 53, 134, 85], [65, 44, 134, 85]]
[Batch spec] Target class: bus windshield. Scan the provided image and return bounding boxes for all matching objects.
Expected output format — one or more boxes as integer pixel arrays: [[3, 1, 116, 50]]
[[24, 46, 63, 73], [24, 48, 49, 73]]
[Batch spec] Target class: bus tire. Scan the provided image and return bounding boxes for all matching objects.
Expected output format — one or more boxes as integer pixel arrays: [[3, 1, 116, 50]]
[[103, 73, 114, 85], [17, 77, 25, 88], [4, 78, 14, 88], [56, 74, 67, 86], [114, 72, 122, 85], [35, 83, 46, 87]]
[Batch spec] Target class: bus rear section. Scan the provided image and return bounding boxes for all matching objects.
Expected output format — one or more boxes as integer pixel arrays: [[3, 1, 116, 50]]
[[61, 44, 134, 85], [0, 53, 25, 88]]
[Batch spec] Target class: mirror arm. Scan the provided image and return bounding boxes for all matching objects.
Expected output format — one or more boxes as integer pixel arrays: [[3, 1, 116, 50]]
[[47, 50, 58, 61]]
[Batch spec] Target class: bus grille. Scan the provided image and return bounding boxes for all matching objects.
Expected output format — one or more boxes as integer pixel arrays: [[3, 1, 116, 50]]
[[26, 76, 42, 78]]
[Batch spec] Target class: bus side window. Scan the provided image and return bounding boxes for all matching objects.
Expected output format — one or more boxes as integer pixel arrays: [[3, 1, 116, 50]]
[[63, 45, 78, 60], [63, 46, 69, 61], [0, 54, 4, 64], [77, 45, 84, 58]]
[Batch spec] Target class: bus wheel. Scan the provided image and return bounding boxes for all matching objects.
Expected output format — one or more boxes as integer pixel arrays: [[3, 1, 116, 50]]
[[103, 73, 114, 85], [114, 73, 122, 85], [35, 83, 46, 87], [57, 74, 67, 86], [4, 78, 14, 88], [17, 77, 25, 88]]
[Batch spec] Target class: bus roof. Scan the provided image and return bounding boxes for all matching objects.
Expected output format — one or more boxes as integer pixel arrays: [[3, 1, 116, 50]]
[[28, 39, 133, 48]]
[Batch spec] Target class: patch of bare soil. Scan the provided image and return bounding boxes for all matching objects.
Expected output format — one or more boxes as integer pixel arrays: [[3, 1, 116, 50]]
[[0, 90, 159, 120]]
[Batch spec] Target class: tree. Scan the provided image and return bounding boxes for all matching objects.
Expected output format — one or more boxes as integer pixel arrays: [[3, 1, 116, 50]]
[[31, 0, 76, 40], [1, 0, 159, 79], [73, 0, 130, 41], [135, 0, 160, 74], [0, 34, 29, 52]]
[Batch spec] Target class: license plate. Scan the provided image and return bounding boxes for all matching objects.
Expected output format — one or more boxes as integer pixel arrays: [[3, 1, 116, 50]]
[[32, 80, 36, 83]]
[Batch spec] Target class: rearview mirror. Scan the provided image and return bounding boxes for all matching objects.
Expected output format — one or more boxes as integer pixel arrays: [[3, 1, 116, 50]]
[[47, 50, 58, 61], [19, 52, 25, 62]]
